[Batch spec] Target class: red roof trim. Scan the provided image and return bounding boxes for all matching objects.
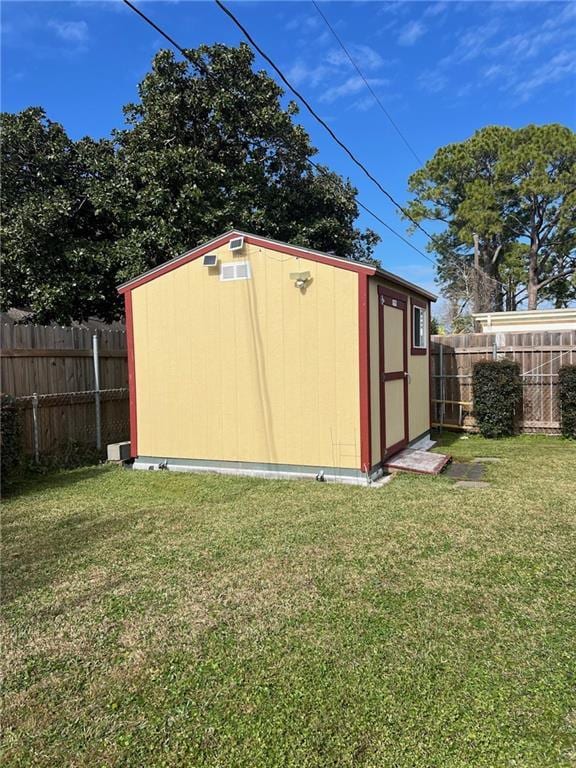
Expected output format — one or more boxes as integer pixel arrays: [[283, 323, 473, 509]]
[[118, 233, 236, 294], [118, 231, 376, 294]]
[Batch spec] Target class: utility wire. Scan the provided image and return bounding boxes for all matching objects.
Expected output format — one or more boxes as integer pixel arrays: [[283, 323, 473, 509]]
[[307, 159, 435, 263], [123, 0, 188, 60], [123, 0, 514, 289], [213, 0, 434, 241], [121, 0, 437, 266], [312, 1, 423, 166]]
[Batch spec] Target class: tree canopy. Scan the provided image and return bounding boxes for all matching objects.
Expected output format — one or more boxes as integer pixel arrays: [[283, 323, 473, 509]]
[[1, 44, 378, 323], [406, 124, 576, 314], [1, 108, 120, 322]]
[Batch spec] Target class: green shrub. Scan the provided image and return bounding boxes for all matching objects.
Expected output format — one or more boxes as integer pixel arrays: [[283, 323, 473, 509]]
[[558, 365, 576, 439], [1, 395, 23, 486], [473, 359, 522, 438]]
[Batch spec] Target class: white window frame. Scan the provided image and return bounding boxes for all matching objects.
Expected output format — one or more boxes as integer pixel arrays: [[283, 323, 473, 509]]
[[220, 261, 251, 282], [412, 304, 427, 351], [229, 236, 245, 252]]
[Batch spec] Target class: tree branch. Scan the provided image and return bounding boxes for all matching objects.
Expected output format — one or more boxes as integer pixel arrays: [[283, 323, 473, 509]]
[[536, 269, 576, 291]]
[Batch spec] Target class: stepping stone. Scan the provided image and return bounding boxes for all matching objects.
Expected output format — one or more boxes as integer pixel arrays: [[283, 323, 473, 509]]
[[472, 457, 501, 463], [453, 481, 491, 489], [444, 462, 485, 480]]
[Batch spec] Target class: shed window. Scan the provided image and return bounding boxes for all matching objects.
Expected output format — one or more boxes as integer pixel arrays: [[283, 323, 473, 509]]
[[220, 261, 251, 282], [412, 304, 427, 351]]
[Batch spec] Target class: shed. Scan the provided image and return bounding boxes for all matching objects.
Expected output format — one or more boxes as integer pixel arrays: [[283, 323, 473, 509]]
[[118, 231, 436, 483]]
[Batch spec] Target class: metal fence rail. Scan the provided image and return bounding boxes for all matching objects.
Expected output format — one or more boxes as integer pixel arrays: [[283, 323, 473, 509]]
[[431, 331, 576, 434]]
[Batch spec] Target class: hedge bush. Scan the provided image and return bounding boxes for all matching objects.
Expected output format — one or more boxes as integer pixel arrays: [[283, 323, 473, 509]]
[[558, 365, 576, 439], [473, 359, 522, 438], [1, 394, 22, 485]]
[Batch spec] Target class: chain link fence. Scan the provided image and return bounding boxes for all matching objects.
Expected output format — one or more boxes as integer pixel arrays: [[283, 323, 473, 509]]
[[13, 388, 129, 463]]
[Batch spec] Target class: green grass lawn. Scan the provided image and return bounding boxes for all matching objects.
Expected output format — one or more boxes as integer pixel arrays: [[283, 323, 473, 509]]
[[2, 435, 575, 767]]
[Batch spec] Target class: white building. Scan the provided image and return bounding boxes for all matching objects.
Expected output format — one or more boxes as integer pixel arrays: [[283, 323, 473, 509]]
[[473, 308, 576, 333]]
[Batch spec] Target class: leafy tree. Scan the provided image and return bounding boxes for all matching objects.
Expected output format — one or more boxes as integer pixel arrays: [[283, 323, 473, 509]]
[[1, 108, 119, 323], [541, 272, 576, 308], [537, 241, 576, 308], [103, 44, 379, 285], [1, 45, 378, 323], [499, 243, 528, 311], [406, 124, 576, 312], [451, 314, 474, 334], [505, 125, 576, 309]]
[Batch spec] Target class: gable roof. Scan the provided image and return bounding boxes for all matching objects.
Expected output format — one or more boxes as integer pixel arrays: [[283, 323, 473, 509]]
[[117, 230, 436, 301]]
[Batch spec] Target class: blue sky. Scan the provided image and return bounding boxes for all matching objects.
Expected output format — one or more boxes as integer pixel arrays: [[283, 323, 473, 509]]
[[2, 0, 576, 299]]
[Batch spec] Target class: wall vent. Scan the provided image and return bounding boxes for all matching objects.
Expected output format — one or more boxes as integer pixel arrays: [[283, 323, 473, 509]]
[[220, 261, 251, 282], [229, 236, 244, 252], [202, 253, 218, 267]]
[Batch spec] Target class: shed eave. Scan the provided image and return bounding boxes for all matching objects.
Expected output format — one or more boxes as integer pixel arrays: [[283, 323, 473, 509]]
[[372, 269, 437, 302], [117, 230, 377, 294]]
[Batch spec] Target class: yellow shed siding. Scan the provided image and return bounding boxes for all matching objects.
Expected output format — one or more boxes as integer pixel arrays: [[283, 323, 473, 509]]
[[131, 242, 361, 469], [368, 278, 431, 465], [407, 352, 430, 441]]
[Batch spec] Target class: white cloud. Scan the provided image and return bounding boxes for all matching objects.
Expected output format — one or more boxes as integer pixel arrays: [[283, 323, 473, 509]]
[[418, 70, 447, 93], [483, 64, 504, 80], [542, 1, 576, 30], [48, 20, 88, 42], [455, 82, 473, 99], [320, 76, 389, 104], [418, 1, 576, 104], [285, 15, 320, 33], [490, 32, 543, 60], [442, 19, 500, 66], [377, 1, 410, 18], [398, 20, 426, 46], [350, 95, 377, 113], [424, 2, 448, 18], [326, 44, 387, 72], [286, 41, 390, 105], [286, 60, 332, 88], [513, 49, 576, 100]]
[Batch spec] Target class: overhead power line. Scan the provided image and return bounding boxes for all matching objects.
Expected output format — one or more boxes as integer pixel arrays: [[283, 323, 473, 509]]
[[213, 0, 514, 292], [306, 159, 435, 264], [120, 0, 437, 267], [123, 0, 188, 60], [311, 1, 423, 166], [213, 0, 433, 241]]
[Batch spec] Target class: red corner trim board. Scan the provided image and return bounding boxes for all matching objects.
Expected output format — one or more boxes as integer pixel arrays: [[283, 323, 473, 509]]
[[124, 290, 138, 458], [358, 272, 371, 473]]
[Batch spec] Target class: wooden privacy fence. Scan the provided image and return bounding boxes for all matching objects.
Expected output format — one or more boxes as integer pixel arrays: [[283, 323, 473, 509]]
[[431, 331, 576, 434], [1, 322, 129, 458]]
